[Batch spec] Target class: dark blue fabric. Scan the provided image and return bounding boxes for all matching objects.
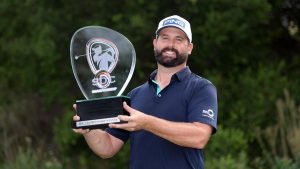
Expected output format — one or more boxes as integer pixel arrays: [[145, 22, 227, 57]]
[[106, 66, 218, 169]]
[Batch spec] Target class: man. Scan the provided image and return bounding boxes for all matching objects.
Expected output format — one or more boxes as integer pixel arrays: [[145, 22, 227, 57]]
[[73, 15, 218, 169]]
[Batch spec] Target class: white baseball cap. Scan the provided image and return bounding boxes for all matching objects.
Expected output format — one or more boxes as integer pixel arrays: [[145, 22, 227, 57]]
[[155, 15, 192, 43]]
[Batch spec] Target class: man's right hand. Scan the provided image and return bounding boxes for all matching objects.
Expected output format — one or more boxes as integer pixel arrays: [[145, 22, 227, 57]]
[[72, 104, 91, 134]]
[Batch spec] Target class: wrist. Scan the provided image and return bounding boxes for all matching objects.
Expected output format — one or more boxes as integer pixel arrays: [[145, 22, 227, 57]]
[[143, 114, 154, 130]]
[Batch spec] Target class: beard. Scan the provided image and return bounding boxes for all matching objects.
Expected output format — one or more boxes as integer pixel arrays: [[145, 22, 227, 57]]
[[154, 47, 188, 68]]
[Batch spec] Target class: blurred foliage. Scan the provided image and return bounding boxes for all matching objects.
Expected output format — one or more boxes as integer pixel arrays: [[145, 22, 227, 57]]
[[0, 138, 63, 169], [273, 156, 300, 169], [0, 0, 300, 169], [205, 126, 249, 168], [206, 152, 250, 169], [206, 126, 248, 158], [255, 89, 300, 168]]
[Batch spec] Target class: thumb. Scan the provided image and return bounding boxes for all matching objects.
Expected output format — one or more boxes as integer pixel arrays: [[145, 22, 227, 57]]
[[73, 104, 77, 112], [123, 101, 132, 115]]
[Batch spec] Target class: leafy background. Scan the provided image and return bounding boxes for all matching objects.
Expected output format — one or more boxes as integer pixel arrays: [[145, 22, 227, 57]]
[[0, 0, 299, 168]]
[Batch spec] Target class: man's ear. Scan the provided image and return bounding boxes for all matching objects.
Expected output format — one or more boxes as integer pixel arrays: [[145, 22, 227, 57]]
[[153, 38, 157, 50], [188, 43, 193, 55]]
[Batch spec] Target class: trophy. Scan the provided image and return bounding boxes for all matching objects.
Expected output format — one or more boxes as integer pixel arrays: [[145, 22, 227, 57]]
[[70, 26, 136, 129]]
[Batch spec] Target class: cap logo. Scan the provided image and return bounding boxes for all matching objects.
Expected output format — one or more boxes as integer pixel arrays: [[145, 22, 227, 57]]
[[163, 18, 185, 29]]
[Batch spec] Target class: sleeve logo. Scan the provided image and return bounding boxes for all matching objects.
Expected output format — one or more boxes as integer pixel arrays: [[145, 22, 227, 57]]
[[202, 109, 215, 120]]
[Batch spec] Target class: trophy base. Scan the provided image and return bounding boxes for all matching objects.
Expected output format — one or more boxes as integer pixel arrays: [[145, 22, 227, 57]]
[[71, 96, 130, 129]]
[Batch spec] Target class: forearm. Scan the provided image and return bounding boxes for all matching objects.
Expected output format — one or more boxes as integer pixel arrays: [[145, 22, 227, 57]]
[[144, 115, 212, 149], [83, 130, 123, 158], [110, 102, 212, 149]]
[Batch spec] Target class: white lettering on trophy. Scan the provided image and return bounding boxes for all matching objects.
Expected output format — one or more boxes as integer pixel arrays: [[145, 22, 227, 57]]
[[76, 117, 121, 127]]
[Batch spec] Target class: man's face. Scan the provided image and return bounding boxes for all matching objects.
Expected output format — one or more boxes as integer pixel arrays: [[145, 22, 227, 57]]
[[153, 27, 193, 68]]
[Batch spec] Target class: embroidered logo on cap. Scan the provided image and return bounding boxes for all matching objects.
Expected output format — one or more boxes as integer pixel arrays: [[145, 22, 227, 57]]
[[163, 18, 185, 29]]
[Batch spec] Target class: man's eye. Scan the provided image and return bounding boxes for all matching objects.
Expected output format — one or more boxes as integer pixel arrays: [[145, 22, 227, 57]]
[[176, 38, 183, 42]]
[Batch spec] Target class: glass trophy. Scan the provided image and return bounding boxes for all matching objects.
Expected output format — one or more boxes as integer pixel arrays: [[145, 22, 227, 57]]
[[70, 26, 136, 129]]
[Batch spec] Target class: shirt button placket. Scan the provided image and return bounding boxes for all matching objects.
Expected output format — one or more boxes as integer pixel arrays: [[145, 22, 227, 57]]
[[154, 93, 162, 103]]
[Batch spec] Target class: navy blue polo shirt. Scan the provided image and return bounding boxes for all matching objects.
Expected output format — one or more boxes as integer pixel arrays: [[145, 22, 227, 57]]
[[106, 66, 218, 169]]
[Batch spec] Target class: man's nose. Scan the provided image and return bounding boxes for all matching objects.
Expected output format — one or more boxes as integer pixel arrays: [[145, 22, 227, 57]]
[[167, 39, 175, 48]]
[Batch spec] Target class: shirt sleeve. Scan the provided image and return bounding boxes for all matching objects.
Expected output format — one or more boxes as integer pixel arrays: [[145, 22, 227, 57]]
[[105, 128, 130, 143], [187, 83, 218, 134]]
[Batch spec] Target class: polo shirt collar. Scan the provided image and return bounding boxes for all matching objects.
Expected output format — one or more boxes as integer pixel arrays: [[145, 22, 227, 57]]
[[149, 66, 191, 82]]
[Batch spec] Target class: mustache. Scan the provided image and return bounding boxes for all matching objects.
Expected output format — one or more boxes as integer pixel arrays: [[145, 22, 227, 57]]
[[160, 47, 179, 56]]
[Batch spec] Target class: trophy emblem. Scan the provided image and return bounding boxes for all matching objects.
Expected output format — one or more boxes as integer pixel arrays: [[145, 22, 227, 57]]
[[70, 26, 136, 129], [87, 38, 118, 93]]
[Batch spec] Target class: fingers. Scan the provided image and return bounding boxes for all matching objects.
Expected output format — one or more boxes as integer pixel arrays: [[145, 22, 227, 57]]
[[123, 101, 132, 113], [72, 116, 90, 135], [109, 123, 134, 131], [72, 128, 91, 135], [118, 115, 131, 122], [72, 104, 79, 121], [110, 114, 136, 132], [73, 104, 77, 111], [73, 115, 80, 121], [72, 103, 89, 134]]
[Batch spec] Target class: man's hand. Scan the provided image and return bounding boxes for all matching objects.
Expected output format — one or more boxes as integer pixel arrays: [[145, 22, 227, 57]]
[[71, 105, 125, 159], [72, 104, 91, 134], [109, 102, 149, 132]]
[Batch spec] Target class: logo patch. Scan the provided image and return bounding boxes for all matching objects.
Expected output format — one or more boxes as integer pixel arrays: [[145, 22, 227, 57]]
[[202, 109, 215, 120], [163, 18, 185, 29]]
